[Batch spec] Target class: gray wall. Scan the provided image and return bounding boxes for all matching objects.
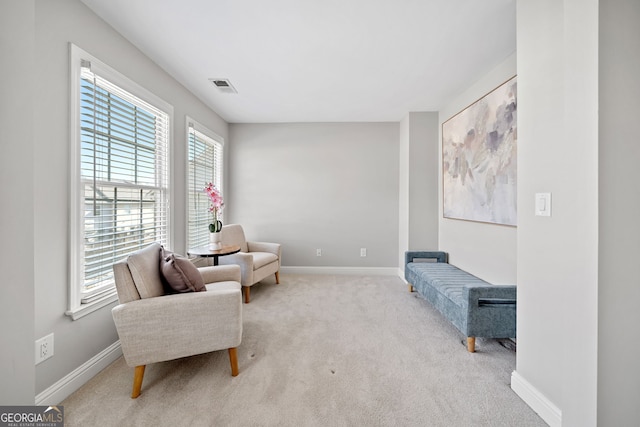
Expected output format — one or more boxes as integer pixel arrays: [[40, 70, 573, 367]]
[[0, 0, 36, 405], [515, 1, 599, 425], [29, 0, 228, 396], [228, 122, 399, 268], [598, 0, 640, 424], [398, 112, 439, 269], [438, 54, 517, 285]]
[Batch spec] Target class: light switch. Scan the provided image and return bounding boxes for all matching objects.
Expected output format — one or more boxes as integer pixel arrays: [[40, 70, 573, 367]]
[[535, 193, 551, 217]]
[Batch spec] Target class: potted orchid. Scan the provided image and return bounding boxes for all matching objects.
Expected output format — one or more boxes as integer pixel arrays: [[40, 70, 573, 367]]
[[204, 183, 224, 247]]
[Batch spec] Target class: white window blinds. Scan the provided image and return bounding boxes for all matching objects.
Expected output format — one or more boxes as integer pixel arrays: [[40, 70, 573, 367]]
[[187, 121, 223, 249], [78, 62, 170, 297]]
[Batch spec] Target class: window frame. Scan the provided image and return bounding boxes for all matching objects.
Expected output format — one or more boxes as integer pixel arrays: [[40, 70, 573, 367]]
[[185, 117, 224, 252], [67, 44, 174, 320]]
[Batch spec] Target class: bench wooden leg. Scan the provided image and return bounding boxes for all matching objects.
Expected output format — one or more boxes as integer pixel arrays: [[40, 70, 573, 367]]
[[244, 286, 250, 304], [467, 337, 476, 353], [408, 284, 414, 293], [275, 271, 280, 284], [131, 365, 145, 398], [228, 347, 239, 377]]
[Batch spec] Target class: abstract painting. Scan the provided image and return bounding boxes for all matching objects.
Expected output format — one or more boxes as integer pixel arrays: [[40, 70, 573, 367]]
[[442, 76, 517, 226]]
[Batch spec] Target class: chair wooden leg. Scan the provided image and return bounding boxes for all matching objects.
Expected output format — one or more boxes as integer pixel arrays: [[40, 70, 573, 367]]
[[131, 365, 145, 398], [467, 337, 476, 353], [228, 347, 239, 377], [408, 284, 414, 293], [244, 286, 250, 304], [275, 271, 280, 284]]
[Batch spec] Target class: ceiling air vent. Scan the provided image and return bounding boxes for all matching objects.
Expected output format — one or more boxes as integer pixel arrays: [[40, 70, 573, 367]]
[[209, 78, 237, 94]]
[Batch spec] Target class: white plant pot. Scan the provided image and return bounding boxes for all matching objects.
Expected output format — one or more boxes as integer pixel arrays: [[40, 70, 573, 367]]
[[209, 232, 222, 249]]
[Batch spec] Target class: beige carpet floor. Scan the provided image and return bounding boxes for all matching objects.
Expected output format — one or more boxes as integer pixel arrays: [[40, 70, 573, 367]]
[[61, 274, 546, 427]]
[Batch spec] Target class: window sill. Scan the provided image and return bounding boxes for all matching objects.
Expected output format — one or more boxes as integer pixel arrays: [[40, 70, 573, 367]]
[[65, 289, 119, 320]]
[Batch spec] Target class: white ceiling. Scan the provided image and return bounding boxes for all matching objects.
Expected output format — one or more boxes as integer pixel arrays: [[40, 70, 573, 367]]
[[80, 0, 516, 123]]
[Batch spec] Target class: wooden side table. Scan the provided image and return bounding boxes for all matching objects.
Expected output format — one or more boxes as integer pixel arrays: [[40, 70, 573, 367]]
[[187, 245, 241, 266]]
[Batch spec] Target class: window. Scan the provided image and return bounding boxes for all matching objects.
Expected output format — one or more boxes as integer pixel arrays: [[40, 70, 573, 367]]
[[68, 44, 173, 319], [186, 118, 224, 249]]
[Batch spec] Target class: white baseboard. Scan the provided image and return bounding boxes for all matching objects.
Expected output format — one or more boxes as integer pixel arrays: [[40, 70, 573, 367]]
[[36, 341, 122, 405], [280, 266, 399, 276], [511, 370, 562, 427]]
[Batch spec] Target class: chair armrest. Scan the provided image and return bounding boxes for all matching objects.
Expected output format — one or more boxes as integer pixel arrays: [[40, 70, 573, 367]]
[[405, 251, 448, 264], [112, 288, 242, 367], [247, 241, 281, 257], [198, 264, 241, 284]]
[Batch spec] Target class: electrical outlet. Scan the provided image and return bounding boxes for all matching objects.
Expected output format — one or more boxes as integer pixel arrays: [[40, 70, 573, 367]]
[[316, 248, 322, 257], [360, 248, 367, 257], [35, 333, 54, 365]]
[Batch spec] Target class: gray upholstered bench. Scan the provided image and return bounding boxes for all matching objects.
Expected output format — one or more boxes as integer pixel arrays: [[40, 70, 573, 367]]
[[404, 251, 516, 352]]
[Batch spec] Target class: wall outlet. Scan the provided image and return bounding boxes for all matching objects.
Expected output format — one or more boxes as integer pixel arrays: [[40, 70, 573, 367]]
[[35, 333, 54, 365], [316, 248, 322, 257], [360, 248, 367, 257]]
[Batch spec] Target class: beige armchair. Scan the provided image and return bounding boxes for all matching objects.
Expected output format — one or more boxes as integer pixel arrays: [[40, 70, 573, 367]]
[[218, 224, 281, 303], [111, 243, 243, 398]]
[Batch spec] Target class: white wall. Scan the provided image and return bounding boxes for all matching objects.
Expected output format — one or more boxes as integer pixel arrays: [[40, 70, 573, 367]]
[[398, 112, 439, 269], [514, 1, 599, 426], [598, 0, 640, 424], [438, 54, 517, 285], [0, 0, 36, 405], [30, 0, 228, 397], [228, 122, 399, 268]]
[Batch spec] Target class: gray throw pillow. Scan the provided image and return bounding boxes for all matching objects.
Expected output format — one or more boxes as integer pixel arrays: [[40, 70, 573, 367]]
[[160, 252, 206, 293]]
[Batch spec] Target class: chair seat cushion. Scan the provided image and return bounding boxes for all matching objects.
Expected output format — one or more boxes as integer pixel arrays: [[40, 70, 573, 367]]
[[251, 252, 278, 270], [161, 253, 206, 293]]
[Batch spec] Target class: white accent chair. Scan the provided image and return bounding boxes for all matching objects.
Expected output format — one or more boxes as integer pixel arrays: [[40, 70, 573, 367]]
[[218, 224, 281, 303], [111, 243, 243, 398]]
